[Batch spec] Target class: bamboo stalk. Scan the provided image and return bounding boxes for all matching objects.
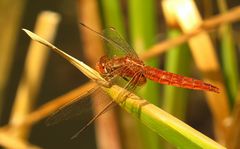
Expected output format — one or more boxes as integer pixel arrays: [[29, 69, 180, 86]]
[[77, 1, 121, 149], [9, 11, 60, 139], [169, 0, 229, 144], [0, 0, 26, 124]]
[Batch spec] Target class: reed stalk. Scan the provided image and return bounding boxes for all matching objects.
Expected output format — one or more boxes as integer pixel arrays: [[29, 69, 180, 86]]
[[9, 11, 60, 139], [0, 0, 26, 124]]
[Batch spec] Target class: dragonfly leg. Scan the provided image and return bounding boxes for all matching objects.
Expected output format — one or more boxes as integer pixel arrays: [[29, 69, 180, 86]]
[[116, 71, 143, 103]]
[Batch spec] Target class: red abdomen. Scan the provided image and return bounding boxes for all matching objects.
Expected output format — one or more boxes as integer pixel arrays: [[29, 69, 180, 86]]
[[143, 66, 219, 93]]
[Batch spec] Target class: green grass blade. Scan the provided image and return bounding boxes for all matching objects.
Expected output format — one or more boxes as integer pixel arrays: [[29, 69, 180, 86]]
[[104, 85, 226, 149]]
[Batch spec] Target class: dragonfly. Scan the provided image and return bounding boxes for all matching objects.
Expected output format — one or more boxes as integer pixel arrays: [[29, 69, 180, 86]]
[[46, 23, 219, 139], [80, 23, 219, 94]]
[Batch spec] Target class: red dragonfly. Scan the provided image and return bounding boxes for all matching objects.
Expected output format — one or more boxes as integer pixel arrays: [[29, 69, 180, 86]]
[[46, 24, 219, 139], [81, 23, 219, 94]]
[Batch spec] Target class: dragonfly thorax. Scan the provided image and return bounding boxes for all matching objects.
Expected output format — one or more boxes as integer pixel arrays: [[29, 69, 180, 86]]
[[96, 55, 146, 86]]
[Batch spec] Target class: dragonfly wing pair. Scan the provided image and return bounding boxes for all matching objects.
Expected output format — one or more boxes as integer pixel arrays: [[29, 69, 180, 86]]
[[46, 25, 142, 137]]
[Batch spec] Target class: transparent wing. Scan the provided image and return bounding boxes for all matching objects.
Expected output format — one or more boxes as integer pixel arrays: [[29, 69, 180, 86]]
[[46, 23, 143, 131], [103, 27, 139, 58], [79, 23, 139, 58], [46, 97, 91, 126], [45, 86, 99, 126], [71, 100, 117, 139], [69, 71, 142, 138]]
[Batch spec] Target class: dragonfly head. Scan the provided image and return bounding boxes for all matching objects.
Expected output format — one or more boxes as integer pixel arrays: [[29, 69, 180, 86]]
[[96, 56, 109, 75]]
